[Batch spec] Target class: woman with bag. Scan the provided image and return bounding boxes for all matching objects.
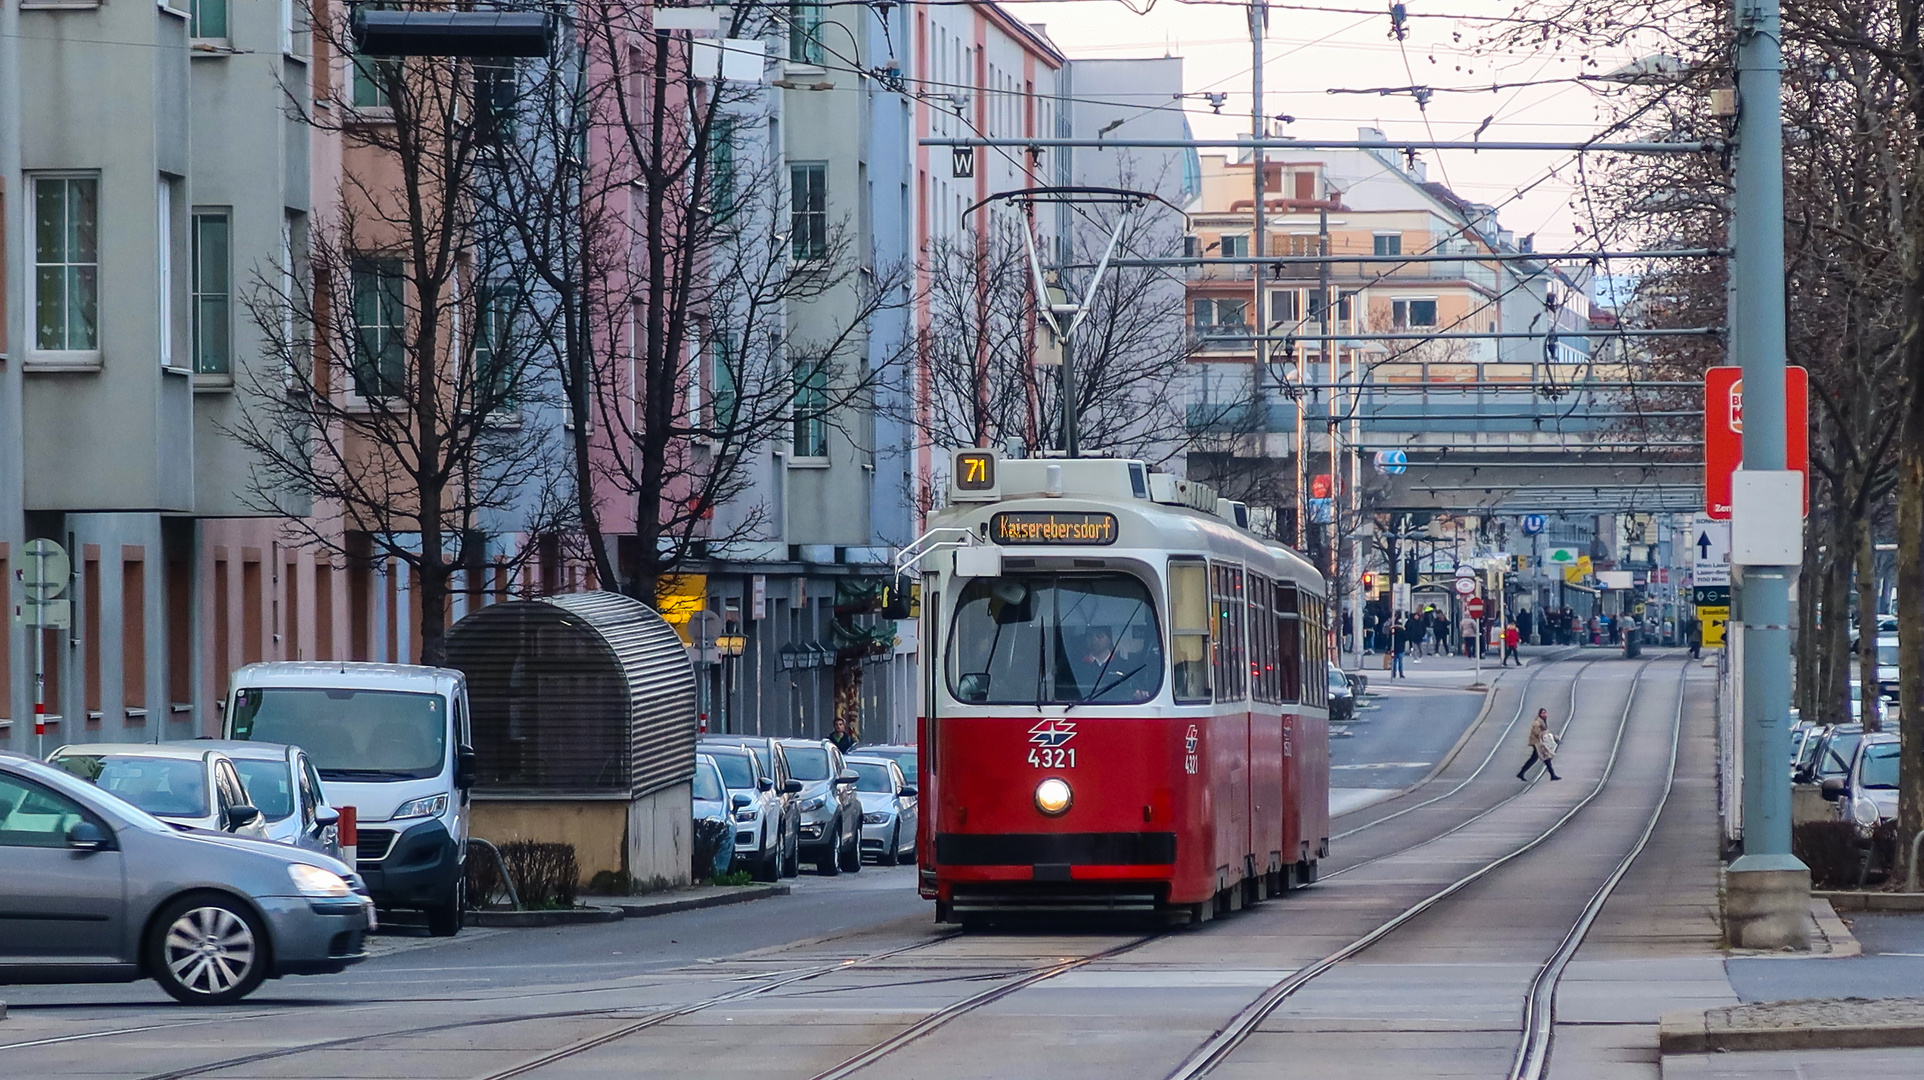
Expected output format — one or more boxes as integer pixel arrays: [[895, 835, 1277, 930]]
[[1517, 707, 1561, 781]]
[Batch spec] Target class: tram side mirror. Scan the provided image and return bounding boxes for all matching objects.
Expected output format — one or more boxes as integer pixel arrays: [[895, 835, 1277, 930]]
[[957, 674, 991, 703], [1821, 777, 1846, 802]]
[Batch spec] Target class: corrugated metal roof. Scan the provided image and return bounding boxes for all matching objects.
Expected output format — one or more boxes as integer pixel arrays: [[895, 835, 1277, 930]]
[[446, 592, 697, 798]]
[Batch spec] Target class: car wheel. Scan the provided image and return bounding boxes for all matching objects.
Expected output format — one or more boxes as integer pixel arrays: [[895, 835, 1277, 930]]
[[879, 825, 900, 866], [426, 874, 465, 937], [840, 822, 862, 873], [782, 824, 800, 878], [818, 826, 842, 876], [147, 893, 268, 1005]]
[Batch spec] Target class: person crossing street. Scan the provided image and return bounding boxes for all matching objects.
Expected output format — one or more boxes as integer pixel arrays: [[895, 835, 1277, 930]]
[[1517, 708, 1561, 781]]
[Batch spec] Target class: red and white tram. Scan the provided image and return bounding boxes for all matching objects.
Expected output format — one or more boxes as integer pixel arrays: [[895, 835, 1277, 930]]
[[913, 450, 1331, 923]]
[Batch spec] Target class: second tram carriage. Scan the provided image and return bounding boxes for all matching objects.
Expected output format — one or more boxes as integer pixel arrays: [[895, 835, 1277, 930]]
[[913, 450, 1331, 923]]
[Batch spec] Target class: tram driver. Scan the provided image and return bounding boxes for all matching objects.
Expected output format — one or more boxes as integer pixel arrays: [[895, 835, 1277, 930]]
[[1061, 624, 1158, 704]]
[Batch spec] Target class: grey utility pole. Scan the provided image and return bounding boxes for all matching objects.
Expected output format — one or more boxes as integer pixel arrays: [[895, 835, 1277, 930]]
[[1725, 0, 1809, 947]]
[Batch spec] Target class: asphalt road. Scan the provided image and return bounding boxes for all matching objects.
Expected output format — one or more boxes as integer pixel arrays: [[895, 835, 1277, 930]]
[[1727, 911, 1924, 1003], [1327, 662, 1488, 815]]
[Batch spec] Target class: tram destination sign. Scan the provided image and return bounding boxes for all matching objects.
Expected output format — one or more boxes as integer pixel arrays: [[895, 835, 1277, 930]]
[[990, 511, 1120, 545]]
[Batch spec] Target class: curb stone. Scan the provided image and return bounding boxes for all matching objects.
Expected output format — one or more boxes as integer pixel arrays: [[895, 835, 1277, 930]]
[[1661, 998, 1924, 1054], [1814, 890, 1924, 913], [611, 883, 789, 918], [1810, 898, 1861, 957], [469, 904, 626, 928]]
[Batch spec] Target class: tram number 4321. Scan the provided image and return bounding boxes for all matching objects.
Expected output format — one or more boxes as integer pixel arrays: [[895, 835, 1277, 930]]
[[1028, 748, 1077, 768]]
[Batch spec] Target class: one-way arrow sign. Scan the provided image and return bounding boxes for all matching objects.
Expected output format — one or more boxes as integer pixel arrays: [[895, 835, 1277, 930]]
[[1697, 532, 1713, 560], [1689, 516, 1730, 587]]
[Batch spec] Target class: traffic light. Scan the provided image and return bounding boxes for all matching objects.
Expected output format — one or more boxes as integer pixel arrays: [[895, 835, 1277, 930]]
[[1361, 572, 1376, 592]]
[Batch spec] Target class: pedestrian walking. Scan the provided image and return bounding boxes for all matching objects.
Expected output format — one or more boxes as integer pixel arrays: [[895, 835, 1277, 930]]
[[1502, 621, 1521, 666], [1390, 620, 1407, 678], [1460, 612, 1479, 658], [1517, 708, 1561, 781], [1685, 617, 1702, 660]]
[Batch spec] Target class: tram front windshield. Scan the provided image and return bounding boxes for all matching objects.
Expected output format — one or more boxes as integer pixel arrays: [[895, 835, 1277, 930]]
[[948, 574, 1163, 705]]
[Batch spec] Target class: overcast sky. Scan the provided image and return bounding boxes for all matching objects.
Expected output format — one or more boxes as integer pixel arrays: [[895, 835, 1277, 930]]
[[1016, 1, 1659, 254]]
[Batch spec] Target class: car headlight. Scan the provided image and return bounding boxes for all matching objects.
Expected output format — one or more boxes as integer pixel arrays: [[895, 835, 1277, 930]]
[[800, 796, 826, 812], [862, 812, 890, 825], [1035, 778, 1073, 816], [733, 807, 759, 822], [288, 863, 354, 899], [391, 794, 449, 821]]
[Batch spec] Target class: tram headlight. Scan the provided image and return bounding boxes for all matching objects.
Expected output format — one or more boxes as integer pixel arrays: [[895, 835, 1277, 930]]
[[1034, 778, 1073, 816]]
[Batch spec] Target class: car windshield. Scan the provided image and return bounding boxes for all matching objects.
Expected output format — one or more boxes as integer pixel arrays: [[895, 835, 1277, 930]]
[[1328, 669, 1348, 693], [1861, 742, 1900, 789], [693, 761, 725, 801], [850, 762, 895, 793], [230, 687, 448, 781], [231, 759, 295, 821], [1877, 642, 1901, 666], [710, 753, 756, 789], [51, 755, 209, 818], [948, 574, 1164, 705], [786, 746, 830, 781]]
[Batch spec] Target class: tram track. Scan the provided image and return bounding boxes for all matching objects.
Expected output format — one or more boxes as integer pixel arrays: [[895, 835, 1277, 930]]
[[1162, 656, 1689, 1080]]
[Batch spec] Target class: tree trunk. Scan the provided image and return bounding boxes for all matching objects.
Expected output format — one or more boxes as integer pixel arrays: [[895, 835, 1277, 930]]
[[1824, 509, 1854, 724], [1896, 442, 1924, 858], [1858, 514, 1883, 732], [417, 562, 451, 667]]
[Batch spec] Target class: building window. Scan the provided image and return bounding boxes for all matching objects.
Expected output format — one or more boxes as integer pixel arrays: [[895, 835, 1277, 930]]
[[792, 356, 828, 457], [709, 118, 737, 224], [1373, 233, 1402, 257], [1217, 233, 1248, 258], [1269, 289, 1299, 324], [472, 284, 518, 408], [192, 209, 231, 375], [1393, 298, 1437, 327], [790, 162, 827, 260], [1193, 297, 1248, 333], [33, 175, 99, 353], [158, 180, 176, 369], [474, 61, 517, 135], [711, 333, 738, 431], [1307, 290, 1354, 326], [352, 54, 393, 109], [351, 259, 405, 397], [788, 2, 825, 64], [191, 0, 227, 38]]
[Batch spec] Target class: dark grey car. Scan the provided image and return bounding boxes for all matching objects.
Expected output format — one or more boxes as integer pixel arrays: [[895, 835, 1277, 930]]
[[0, 750, 374, 1004], [778, 738, 862, 875]]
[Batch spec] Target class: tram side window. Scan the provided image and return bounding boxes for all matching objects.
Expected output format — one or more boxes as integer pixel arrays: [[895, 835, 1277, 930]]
[[1169, 560, 1212, 703], [1249, 573, 1277, 704], [1211, 564, 1248, 701], [1303, 594, 1328, 708], [1276, 585, 1302, 703]]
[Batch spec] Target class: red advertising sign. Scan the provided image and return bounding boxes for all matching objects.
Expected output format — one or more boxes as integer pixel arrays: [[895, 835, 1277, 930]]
[[1704, 365, 1808, 520], [1466, 597, 1486, 619], [1310, 474, 1333, 499]]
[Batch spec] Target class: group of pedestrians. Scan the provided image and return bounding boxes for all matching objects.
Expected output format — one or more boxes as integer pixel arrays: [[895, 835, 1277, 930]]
[[1381, 610, 1525, 677]]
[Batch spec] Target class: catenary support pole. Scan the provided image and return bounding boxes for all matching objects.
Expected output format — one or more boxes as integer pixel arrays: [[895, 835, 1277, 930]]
[[1725, 0, 1810, 948]]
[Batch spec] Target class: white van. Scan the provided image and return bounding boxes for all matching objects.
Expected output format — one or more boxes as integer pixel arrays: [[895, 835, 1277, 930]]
[[225, 662, 474, 934]]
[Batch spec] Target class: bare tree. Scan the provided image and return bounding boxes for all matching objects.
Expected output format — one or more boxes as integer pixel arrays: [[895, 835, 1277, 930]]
[[476, 6, 914, 604], [229, 3, 567, 664]]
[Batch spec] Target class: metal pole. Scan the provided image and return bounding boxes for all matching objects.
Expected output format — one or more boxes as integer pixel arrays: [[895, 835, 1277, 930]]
[[1061, 332, 1079, 457], [921, 136, 1721, 154], [1250, 1, 1267, 402], [1730, 0, 1801, 876], [33, 546, 47, 760]]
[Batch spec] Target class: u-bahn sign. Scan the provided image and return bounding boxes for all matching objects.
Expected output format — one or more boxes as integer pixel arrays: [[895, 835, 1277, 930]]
[[1704, 365, 1808, 520]]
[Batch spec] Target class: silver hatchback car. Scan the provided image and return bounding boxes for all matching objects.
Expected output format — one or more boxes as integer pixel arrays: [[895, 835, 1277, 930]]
[[187, 740, 343, 859], [0, 751, 374, 1004]]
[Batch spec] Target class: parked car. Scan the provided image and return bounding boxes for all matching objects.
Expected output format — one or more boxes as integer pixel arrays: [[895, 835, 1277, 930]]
[[1873, 634, 1902, 700], [690, 754, 737, 880], [1794, 724, 1864, 786], [1789, 722, 1819, 777], [698, 740, 797, 880], [845, 755, 917, 865], [1824, 731, 1900, 837], [48, 744, 272, 841], [0, 750, 374, 1004], [776, 738, 862, 875], [1327, 665, 1355, 724], [854, 743, 918, 783], [183, 740, 342, 859]]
